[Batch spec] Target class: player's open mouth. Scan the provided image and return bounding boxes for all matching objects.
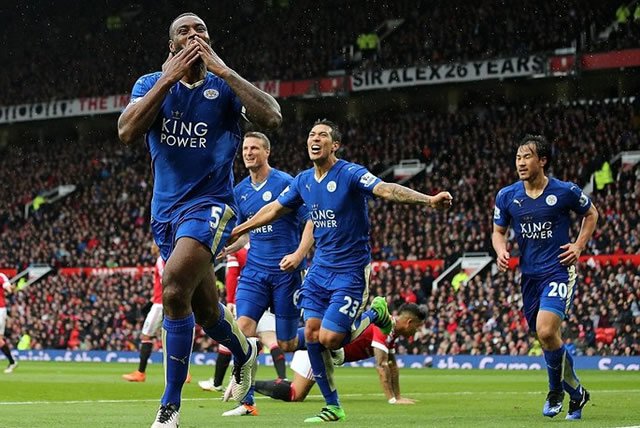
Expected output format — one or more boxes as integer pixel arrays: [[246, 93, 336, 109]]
[[310, 144, 321, 154]]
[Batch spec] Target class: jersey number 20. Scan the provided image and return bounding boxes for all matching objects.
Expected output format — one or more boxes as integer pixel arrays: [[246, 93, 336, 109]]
[[548, 281, 568, 298]]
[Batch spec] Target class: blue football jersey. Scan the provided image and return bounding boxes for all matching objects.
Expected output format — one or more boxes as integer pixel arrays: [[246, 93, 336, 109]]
[[235, 168, 309, 271], [278, 159, 381, 271], [130, 72, 243, 222], [493, 177, 592, 275]]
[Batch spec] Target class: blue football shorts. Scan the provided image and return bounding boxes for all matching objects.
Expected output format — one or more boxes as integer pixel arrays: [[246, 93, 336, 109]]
[[151, 202, 237, 262], [300, 264, 371, 335], [521, 265, 577, 332], [235, 265, 304, 341]]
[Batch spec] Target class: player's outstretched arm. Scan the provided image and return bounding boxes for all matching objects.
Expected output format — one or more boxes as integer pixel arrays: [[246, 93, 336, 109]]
[[118, 46, 201, 145], [280, 220, 315, 272], [217, 234, 249, 261], [558, 203, 599, 266], [492, 224, 510, 272], [229, 200, 292, 245], [193, 37, 282, 130], [387, 353, 415, 404], [372, 182, 452, 209], [374, 348, 397, 403]]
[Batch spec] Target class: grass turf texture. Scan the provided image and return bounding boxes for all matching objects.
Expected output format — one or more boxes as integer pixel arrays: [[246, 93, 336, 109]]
[[1, 361, 638, 427]]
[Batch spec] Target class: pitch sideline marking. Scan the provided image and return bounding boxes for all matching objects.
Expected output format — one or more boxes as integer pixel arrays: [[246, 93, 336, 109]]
[[1, 389, 639, 406]]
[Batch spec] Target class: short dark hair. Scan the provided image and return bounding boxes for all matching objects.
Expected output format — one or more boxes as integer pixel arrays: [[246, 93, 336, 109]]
[[244, 131, 271, 150], [313, 119, 342, 143], [518, 134, 552, 168], [169, 12, 200, 38], [398, 303, 427, 322]]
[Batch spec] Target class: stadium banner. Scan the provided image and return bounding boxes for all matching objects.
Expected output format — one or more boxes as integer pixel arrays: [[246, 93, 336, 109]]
[[371, 259, 444, 272], [581, 48, 640, 70], [0, 95, 131, 124], [4, 351, 638, 371], [351, 55, 546, 91], [253, 76, 350, 99], [507, 254, 640, 269], [0, 77, 350, 124], [57, 266, 154, 277]]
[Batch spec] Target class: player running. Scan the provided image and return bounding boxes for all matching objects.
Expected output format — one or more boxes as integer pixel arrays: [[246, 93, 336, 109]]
[[229, 119, 452, 422], [492, 135, 598, 420], [117, 12, 281, 428], [217, 132, 313, 416]]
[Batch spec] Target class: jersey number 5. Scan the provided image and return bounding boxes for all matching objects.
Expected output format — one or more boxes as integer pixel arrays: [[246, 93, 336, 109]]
[[210, 206, 223, 229]]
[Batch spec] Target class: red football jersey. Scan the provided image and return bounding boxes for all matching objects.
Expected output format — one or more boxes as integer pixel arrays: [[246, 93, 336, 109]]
[[0, 273, 10, 308], [152, 257, 165, 304], [344, 323, 398, 363], [225, 247, 247, 304]]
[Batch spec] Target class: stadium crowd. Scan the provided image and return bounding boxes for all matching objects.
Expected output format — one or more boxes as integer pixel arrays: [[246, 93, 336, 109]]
[[1, 100, 637, 269], [379, 260, 640, 357], [0, 139, 153, 270], [0, 0, 635, 105], [3, 258, 638, 356], [0, 97, 638, 356]]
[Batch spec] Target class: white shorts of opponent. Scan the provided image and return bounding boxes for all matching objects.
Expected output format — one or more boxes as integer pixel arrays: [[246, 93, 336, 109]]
[[141, 303, 163, 337]]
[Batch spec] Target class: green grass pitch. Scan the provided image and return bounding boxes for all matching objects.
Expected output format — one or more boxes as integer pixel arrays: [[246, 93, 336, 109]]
[[1, 361, 638, 427]]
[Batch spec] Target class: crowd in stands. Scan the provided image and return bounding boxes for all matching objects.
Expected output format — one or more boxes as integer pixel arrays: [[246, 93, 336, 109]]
[[595, 2, 640, 52], [2, 100, 637, 270], [0, 138, 153, 270], [5, 272, 153, 352], [1, 0, 636, 105], [0, 97, 638, 356], [3, 258, 638, 356], [379, 260, 639, 357]]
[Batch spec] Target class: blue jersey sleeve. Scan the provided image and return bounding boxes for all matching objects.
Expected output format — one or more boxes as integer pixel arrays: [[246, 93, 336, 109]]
[[296, 204, 310, 223], [567, 182, 592, 216], [129, 73, 160, 104], [493, 189, 511, 227], [349, 165, 381, 197], [278, 175, 304, 211]]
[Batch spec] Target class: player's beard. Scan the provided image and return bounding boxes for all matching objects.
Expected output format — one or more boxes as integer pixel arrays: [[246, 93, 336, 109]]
[[174, 43, 207, 75], [191, 59, 206, 75]]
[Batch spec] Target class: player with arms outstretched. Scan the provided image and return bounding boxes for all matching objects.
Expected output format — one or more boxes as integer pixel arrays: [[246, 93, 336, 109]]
[[230, 119, 452, 422], [117, 12, 281, 428], [492, 135, 598, 420], [255, 303, 426, 405]]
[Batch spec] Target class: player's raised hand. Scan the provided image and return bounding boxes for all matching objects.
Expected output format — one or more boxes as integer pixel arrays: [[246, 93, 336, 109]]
[[279, 252, 304, 272], [497, 249, 510, 272], [558, 242, 581, 266], [161, 43, 201, 84], [429, 191, 453, 210], [193, 36, 230, 78]]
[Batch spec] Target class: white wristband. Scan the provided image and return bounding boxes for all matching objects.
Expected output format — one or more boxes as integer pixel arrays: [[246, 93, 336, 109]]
[[388, 397, 397, 404]]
